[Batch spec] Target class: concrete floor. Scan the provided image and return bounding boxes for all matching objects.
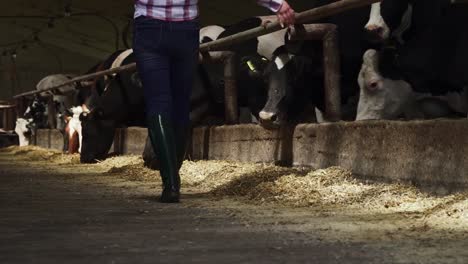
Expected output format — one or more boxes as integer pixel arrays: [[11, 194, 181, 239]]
[[0, 151, 466, 264]]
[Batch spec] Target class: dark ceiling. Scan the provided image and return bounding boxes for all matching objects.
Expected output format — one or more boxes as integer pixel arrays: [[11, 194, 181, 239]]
[[0, 0, 320, 99]]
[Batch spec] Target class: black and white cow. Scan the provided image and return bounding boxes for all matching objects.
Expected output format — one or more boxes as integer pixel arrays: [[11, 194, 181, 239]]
[[358, 0, 468, 120], [14, 95, 48, 147], [223, 6, 373, 127], [14, 117, 33, 146], [79, 48, 224, 164], [199, 24, 271, 123], [199, 17, 323, 127], [79, 49, 146, 163]]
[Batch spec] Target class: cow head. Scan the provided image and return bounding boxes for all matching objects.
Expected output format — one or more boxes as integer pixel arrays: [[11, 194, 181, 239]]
[[24, 96, 48, 129], [79, 108, 116, 163], [365, 3, 391, 43], [259, 54, 315, 127], [356, 49, 414, 120], [364, 1, 412, 44]]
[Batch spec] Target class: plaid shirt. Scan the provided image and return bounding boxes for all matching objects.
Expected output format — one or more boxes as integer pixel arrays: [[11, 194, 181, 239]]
[[134, 0, 283, 21]]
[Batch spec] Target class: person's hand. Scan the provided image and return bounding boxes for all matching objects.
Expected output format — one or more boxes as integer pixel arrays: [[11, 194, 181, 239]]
[[276, 0, 295, 28]]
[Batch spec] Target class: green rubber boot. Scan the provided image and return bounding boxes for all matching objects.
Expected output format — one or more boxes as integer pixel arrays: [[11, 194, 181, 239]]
[[174, 125, 191, 170], [147, 114, 180, 203]]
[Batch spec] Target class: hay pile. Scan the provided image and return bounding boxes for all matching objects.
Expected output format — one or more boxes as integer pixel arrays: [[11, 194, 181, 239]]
[[0, 145, 80, 164], [97, 155, 161, 181]]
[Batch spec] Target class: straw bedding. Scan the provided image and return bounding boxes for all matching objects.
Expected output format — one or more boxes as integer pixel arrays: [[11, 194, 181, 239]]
[[2, 145, 466, 228]]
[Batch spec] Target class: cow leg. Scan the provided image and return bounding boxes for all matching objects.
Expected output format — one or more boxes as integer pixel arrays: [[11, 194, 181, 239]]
[[68, 131, 79, 154]]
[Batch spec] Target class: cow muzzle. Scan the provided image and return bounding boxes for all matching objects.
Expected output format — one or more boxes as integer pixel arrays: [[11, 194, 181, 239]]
[[259, 111, 278, 122], [259, 110, 285, 128], [364, 25, 388, 43]]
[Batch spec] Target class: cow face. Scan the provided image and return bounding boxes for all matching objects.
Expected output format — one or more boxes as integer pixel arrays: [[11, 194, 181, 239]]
[[24, 96, 48, 129], [356, 49, 414, 120], [259, 55, 314, 127], [365, 1, 412, 43], [365, 3, 391, 43], [79, 108, 116, 163]]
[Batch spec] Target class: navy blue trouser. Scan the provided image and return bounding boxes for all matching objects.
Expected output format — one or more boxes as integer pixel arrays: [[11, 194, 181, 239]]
[[133, 16, 199, 125]]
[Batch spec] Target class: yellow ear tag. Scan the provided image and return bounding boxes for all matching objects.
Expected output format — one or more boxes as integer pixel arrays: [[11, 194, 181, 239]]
[[247, 60, 256, 72]]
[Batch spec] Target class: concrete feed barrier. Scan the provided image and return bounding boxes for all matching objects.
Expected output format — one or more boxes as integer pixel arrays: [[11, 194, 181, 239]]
[[192, 121, 468, 191], [114, 127, 147, 155], [191, 125, 294, 165], [293, 120, 468, 191], [35, 129, 64, 150], [34, 120, 468, 191]]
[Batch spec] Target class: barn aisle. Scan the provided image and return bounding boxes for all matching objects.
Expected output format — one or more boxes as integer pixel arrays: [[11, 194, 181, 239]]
[[0, 151, 380, 264], [0, 148, 466, 263]]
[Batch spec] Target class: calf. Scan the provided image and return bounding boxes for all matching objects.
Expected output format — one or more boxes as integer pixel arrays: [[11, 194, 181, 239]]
[[14, 118, 33, 146], [65, 106, 84, 154], [14, 96, 49, 147]]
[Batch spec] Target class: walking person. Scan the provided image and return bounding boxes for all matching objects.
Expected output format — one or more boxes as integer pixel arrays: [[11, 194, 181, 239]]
[[133, 0, 296, 203]]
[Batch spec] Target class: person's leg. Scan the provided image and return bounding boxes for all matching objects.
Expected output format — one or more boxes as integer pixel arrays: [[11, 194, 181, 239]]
[[170, 20, 200, 169], [133, 17, 180, 202]]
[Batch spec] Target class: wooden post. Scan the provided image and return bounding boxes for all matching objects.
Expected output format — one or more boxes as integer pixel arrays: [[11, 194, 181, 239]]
[[200, 51, 239, 124], [46, 96, 57, 129], [289, 24, 341, 121], [1, 105, 16, 131]]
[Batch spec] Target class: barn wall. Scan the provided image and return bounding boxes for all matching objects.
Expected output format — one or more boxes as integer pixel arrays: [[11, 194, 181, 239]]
[[0, 45, 98, 100]]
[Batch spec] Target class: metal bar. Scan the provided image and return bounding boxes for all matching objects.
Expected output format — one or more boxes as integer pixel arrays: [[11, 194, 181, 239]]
[[289, 24, 342, 121]]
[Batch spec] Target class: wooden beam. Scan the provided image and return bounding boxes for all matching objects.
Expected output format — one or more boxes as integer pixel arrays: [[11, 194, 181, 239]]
[[198, 0, 381, 52], [13, 63, 136, 98]]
